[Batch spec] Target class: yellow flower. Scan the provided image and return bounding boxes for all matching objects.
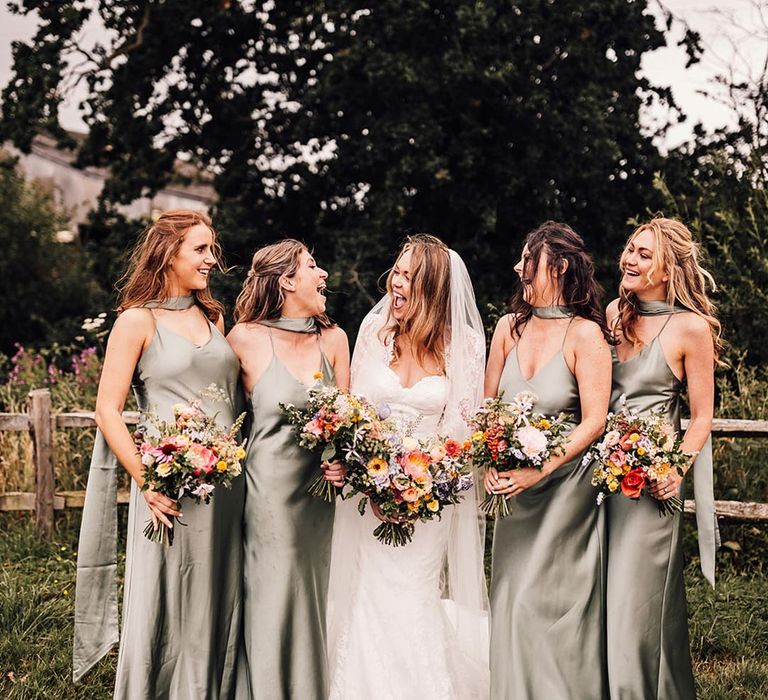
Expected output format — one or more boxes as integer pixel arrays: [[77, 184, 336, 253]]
[[608, 479, 619, 492], [366, 457, 388, 476], [537, 419, 551, 430], [426, 500, 439, 513], [235, 447, 246, 460], [472, 431, 485, 443], [407, 500, 421, 512], [313, 372, 323, 380], [629, 433, 640, 443], [610, 465, 623, 477], [216, 460, 228, 472], [636, 447, 646, 456]]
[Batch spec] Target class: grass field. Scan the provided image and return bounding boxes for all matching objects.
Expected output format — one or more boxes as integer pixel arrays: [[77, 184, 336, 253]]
[[0, 512, 766, 699]]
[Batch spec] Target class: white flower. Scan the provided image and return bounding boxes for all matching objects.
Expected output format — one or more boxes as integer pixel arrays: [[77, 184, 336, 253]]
[[192, 483, 215, 498], [515, 425, 548, 459], [141, 452, 155, 466]]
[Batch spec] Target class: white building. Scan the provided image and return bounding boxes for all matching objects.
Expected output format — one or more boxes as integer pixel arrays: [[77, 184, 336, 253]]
[[5, 132, 216, 229]]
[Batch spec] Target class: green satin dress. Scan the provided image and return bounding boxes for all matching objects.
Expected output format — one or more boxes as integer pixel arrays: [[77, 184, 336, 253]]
[[235, 324, 336, 700], [490, 311, 606, 700], [605, 304, 714, 700], [74, 297, 245, 699]]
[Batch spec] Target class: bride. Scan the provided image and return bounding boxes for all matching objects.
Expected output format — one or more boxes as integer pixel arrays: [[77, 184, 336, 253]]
[[327, 234, 489, 700]]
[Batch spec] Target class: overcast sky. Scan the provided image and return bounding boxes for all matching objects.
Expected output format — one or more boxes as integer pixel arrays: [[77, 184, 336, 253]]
[[0, 0, 764, 150]]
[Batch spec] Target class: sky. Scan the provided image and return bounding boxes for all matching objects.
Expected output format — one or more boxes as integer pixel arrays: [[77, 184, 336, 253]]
[[0, 0, 765, 151]]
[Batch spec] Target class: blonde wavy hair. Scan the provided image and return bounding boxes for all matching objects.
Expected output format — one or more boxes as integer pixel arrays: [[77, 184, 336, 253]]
[[615, 217, 723, 360], [234, 238, 332, 327], [380, 234, 451, 373], [118, 209, 224, 322]]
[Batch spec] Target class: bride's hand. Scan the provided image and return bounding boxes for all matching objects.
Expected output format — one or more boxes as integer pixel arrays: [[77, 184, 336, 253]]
[[370, 500, 404, 523], [484, 467, 502, 494], [491, 468, 545, 497], [321, 460, 346, 487]]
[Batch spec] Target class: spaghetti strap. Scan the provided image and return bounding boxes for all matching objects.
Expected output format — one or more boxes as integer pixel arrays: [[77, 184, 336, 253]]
[[560, 316, 576, 351], [266, 326, 276, 355], [655, 313, 675, 342]]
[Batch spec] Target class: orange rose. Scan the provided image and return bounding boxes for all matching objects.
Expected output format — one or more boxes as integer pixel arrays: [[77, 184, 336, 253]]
[[620, 468, 646, 500]]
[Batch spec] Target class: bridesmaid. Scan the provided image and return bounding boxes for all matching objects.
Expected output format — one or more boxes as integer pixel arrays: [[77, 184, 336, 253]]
[[484, 221, 612, 700], [227, 240, 349, 699], [74, 210, 244, 698], [604, 217, 720, 699]]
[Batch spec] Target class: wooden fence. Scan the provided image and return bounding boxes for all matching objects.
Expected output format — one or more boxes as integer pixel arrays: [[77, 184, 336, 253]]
[[1, 389, 768, 537]]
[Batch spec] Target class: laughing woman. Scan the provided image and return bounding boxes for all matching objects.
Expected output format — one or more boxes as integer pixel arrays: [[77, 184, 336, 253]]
[[604, 218, 720, 700], [484, 222, 612, 700], [74, 210, 244, 699], [227, 240, 349, 700]]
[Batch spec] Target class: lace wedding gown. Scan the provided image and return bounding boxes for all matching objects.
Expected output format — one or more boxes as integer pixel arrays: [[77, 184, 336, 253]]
[[327, 311, 488, 700]]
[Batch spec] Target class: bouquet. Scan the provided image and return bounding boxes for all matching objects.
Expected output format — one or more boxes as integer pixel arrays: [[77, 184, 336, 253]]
[[466, 391, 571, 519], [583, 395, 688, 516], [281, 384, 389, 502], [135, 397, 246, 545], [347, 434, 474, 546]]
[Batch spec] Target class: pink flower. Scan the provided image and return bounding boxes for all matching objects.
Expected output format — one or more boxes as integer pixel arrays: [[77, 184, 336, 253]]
[[604, 430, 621, 447], [304, 419, 324, 438], [148, 436, 187, 464], [401, 450, 431, 483], [609, 450, 627, 467], [187, 443, 217, 474], [515, 425, 548, 459]]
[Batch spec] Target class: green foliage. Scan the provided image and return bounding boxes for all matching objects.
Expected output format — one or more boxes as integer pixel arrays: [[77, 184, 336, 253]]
[[0, 1, 679, 334], [0, 154, 107, 355]]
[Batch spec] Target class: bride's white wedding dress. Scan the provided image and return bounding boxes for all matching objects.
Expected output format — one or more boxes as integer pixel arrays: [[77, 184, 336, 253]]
[[327, 301, 489, 700]]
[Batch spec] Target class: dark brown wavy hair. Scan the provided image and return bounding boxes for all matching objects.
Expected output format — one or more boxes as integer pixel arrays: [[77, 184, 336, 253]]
[[508, 221, 610, 341], [117, 209, 224, 322], [380, 234, 452, 373], [234, 239, 333, 328]]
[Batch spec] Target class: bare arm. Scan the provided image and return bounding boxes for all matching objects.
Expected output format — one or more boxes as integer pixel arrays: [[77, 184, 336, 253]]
[[650, 315, 715, 500], [326, 326, 351, 392], [484, 316, 512, 399], [94, 309, 180, 527]]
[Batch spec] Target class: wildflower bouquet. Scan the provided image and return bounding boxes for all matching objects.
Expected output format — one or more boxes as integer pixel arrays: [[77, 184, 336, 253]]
[[349, 435, 474, 547], [135, 399, 246, 545], [583, 395, 688, 516], [281, 384, 390, 502], [467, 391, 571, 519]]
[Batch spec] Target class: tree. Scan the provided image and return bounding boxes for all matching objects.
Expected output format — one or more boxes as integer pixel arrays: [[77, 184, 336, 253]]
[[2, 1, 679, 330], [0, 153, 105, 354]]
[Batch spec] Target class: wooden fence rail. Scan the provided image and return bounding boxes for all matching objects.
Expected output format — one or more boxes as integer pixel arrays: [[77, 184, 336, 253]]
[[1, 390, 768, 536]]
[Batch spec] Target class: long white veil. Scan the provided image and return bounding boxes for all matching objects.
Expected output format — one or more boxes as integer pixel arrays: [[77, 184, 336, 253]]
[[326, 249, 489, 678]]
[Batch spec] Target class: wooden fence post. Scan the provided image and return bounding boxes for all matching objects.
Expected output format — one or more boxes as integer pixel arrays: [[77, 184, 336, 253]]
[[29, 389, 54, 537]]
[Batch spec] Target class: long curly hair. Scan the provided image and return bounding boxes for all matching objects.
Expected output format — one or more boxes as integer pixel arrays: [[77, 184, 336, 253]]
[[380, 234, 452, 373], [234, 238, 332, 327], [118, 210, 224, 322], [508, 221, 610, 341], [615, 217, 722, 360]]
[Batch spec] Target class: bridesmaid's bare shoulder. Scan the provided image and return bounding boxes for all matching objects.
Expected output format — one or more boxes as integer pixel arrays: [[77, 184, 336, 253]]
[[605, 298, 621, 325], [227, 321, 270, 357]]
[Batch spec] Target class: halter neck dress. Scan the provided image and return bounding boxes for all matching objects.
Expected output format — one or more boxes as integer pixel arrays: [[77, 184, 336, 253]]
[[75, 300, 245, 699], [490, 313, 606, 700], [234, 325, 336, 700]]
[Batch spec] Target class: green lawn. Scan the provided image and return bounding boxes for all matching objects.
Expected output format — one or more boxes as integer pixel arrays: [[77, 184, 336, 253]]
[[0, 513, 766, 699]]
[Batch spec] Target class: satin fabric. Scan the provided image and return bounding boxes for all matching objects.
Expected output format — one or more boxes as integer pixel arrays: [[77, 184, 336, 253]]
[[234, 339, 335, 700], [74, 317, 245, 699], [490, 322, 606, 700], [605, 318, 712, 699]]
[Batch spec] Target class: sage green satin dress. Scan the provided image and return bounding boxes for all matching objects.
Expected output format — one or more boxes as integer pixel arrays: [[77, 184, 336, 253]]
[[235, 331, 335, 700], [75, 310, 245, 699], [605, 315, 698, 699], [490, 318, 606, 700]]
